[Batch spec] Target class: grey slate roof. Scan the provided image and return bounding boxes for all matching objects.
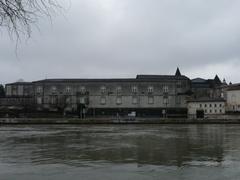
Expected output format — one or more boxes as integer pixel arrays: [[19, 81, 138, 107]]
[[226, 83, 240, 91], [136, 75, 189, 80], [33, 74, 190, 83], [191, 78, 206, 83]]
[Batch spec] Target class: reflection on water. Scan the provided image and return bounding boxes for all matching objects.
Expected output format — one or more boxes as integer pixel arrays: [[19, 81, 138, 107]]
[[1, 125, 240, 180]]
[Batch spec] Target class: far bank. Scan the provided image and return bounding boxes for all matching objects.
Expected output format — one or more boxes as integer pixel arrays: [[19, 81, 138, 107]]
[[2, 116, 240, 125]]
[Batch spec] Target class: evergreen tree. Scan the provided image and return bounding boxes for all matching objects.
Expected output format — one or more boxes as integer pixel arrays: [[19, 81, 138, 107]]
[[0, 84, 5, 97]]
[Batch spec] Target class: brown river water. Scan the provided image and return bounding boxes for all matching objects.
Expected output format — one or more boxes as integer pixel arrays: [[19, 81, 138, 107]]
[[0, 124, 240, 180]]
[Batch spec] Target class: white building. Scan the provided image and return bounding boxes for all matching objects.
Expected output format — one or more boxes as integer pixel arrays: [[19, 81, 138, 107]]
[[187, 98, 225, 119], [225, 84, 240, 112]]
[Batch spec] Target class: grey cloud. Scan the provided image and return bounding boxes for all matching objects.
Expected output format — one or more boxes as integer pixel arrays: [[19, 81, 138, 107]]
[[1, 0, 240, 84]]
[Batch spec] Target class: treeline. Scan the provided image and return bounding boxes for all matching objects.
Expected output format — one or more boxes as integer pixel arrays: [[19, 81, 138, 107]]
[[0, 84, 5, 97]]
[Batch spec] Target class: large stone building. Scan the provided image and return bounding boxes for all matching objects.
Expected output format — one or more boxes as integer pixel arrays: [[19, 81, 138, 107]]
[[191, 75, 223, 99], [2, 68, 192, 118], [3, 68, 231, 119], [186, 75, 226, 118]]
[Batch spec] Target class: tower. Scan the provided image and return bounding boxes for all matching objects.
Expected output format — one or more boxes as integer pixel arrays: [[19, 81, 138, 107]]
[[175, 67, 181, 76]]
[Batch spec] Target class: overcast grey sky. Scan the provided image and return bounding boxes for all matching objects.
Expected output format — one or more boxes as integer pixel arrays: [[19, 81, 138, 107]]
[[1, 0, 240, 84]]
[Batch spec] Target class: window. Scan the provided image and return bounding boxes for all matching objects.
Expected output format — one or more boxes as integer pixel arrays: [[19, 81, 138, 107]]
[[66, 97, 71, 104], [132, 86, 138, 94], [205, 109, 207, 113], [148, 86, 154, 94], [219, 104, 222, 107], [100, 97, 106, 105], [221, 92, 224, 98], [163, 85, 168, 93], [200, 104, 202, 108], [210, 109, 212, 113], [66, 86, 71, 93], [231, 94, 236, 103], [176, 81, 181, 88], [36, 86, 43, 93], [12, 87, 17, 95], [132, 97, 138, 104], [80, 86, 86, 94], [148, 96, 154, 104], [51, 86, 57, 93], [215, 109, 217, 113], [209, 104, 212, 107], [214, 104, 217, 107], [116, 86, 122, 94], [163, 97, 169, 105], [220, 109, 222, 113], [205, 104, 207, 107], [176, 96, 181, 104], [116, 97, 122, 104], [79, 97, 85, 104], [37, 97, 42, 104], [6, 86, 12, 96], [100, 86, 106, 94], [50, 96, 57, 104]]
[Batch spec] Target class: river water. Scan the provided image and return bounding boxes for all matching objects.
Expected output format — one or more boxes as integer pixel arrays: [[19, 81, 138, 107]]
[[0, 124, 240, 180]]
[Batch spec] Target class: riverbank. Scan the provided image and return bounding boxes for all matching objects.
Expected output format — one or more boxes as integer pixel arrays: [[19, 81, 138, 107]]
[[1, 117, 240, 124]]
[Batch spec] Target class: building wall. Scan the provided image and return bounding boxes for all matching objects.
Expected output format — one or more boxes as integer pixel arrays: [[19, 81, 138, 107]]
[[226, 90, 240, 112], [5, 84, 33, 97], [33, 80, 190, 111], [188, 101, 225, 118], [0, 97, 34, 107]]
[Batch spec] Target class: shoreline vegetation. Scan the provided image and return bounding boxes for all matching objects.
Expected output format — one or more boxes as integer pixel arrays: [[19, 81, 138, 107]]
[[1, 117, 240, 124]]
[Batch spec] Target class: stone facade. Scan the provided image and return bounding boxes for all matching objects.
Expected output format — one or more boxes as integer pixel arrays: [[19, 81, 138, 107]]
[[3, 69, 231, 118], [5, 82, 33, 97], [191, 75, 223, 99], [32, 69, 191, 117], [1, 68, 192, 117]]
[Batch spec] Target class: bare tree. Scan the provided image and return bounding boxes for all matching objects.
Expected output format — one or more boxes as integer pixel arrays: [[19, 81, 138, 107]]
[[0, 0, 61, 39]]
